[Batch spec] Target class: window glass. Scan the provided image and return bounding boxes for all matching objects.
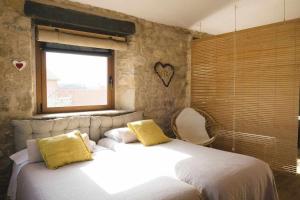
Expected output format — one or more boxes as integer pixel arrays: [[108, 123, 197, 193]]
[[45, 51, 108, 107]]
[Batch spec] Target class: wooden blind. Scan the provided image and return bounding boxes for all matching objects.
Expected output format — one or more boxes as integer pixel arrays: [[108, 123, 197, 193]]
[[191, 19, 300, 173]]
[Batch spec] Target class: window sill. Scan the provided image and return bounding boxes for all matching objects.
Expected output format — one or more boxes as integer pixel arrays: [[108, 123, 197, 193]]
[[32, 110, 135, 120]]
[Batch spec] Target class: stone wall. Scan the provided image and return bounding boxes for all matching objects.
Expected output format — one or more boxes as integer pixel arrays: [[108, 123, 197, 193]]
[[0, 0, 34, 198], [0, 0, 198, 198], [117, 20, 193, 134], [133, 23, 191, 133]]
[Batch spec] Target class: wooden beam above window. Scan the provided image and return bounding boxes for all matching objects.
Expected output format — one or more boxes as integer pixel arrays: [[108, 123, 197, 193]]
[[24, 1, 136, 37]]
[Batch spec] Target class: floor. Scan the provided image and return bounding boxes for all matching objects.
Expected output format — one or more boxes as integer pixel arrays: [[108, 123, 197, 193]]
[[267, 148, 300, 199], [273, 149, 300, 200], [275, 171, 300, 200]]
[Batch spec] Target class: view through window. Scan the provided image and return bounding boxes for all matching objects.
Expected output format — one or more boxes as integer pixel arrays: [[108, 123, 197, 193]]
[[37, 50, 114, 113]]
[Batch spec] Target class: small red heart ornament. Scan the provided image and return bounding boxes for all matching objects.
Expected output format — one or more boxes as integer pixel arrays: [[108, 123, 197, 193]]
[[13, 60, 26, 71]]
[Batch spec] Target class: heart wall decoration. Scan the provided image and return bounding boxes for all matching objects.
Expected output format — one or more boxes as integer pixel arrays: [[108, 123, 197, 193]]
[[154, 62, 175, 87], [12, 60, 27, 71]]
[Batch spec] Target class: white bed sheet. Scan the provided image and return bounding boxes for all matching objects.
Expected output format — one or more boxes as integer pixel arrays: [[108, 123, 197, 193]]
[[8, 149, 30, 200], [7, 161, 30, 200], [14, 146, 201, 200], [98, 138, 279, 200], [7, 145, 104, 200]]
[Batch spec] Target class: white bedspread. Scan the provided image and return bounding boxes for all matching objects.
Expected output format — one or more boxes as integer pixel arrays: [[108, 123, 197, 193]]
[[15, 146, 201, 200], [98, 138, 279, 200]]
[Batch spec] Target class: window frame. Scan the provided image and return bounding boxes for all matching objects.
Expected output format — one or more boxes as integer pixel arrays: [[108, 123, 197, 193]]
[[36, 42, 115, 113]]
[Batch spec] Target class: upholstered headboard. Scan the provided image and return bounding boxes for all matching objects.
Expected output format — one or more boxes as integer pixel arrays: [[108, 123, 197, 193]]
[[12, 111, 143, 151]]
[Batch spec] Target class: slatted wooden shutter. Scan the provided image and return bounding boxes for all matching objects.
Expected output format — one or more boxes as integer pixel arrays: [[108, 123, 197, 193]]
[[191, 19, 300, 173]]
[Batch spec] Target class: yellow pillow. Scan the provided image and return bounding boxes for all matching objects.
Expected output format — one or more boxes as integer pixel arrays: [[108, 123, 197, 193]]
[[127, 119, 171, 146], [38, 130, 92, 169]]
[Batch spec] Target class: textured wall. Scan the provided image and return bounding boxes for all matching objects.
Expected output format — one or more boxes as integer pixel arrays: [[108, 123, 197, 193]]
[[0, 0, 197, 197], [0, 0, 34, 198], [118, 20, 193, 134], [0, 0, 34, 152]]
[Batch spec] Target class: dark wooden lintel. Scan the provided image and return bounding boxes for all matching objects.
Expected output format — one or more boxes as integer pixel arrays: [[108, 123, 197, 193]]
[[24, 1, 136, 37]]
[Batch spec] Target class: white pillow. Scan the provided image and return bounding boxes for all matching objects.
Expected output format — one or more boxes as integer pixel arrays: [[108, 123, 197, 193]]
[[26, 132, 95, 163], [27, 139, 43, 163], [81, 133, 95, 152], [97, 138, 119, 150], [104, 127, 137, 143], [88, 140, 96, 151], [9, 149, 28, 165]]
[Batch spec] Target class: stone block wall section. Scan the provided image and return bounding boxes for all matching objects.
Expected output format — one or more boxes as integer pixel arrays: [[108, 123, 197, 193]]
[[0, 0, 205, 198], [0, 0, 34, 198]]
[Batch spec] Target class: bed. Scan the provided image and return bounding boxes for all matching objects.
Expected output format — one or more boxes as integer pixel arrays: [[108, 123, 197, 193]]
[[98, 138, 278, 200], [9, 111, 278, 200], [12, 146, 200, 200]]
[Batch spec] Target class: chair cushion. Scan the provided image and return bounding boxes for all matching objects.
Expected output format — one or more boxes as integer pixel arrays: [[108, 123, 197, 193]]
[[175, 108, 210, 144]]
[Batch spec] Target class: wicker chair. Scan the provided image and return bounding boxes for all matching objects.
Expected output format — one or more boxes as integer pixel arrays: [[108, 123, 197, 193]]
[[171, 107, 220, 146]]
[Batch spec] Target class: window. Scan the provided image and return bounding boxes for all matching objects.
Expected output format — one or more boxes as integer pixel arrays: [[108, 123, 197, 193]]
[[36, 43, 114, 113]]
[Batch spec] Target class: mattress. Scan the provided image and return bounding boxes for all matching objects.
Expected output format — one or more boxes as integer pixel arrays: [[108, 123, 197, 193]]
[[15, 146, 201, 200], [98, 138, 279, 200]]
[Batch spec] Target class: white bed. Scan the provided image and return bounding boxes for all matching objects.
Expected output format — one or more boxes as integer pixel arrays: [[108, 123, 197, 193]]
[[9, 146, 201, 200], [98, 138, 279, 200], [10, 112, 279, 200]]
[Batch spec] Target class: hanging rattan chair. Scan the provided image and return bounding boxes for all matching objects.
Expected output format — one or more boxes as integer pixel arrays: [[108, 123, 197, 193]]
[[171, 107, 220, 146]]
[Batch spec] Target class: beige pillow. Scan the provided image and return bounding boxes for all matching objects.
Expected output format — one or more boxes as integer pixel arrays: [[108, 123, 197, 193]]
[[27, 131, 94, 163], [104, 127, 137, 143]]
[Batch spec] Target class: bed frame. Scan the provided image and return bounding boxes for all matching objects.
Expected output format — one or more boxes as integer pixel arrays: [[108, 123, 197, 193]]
[[11, 111, 143, 151]]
